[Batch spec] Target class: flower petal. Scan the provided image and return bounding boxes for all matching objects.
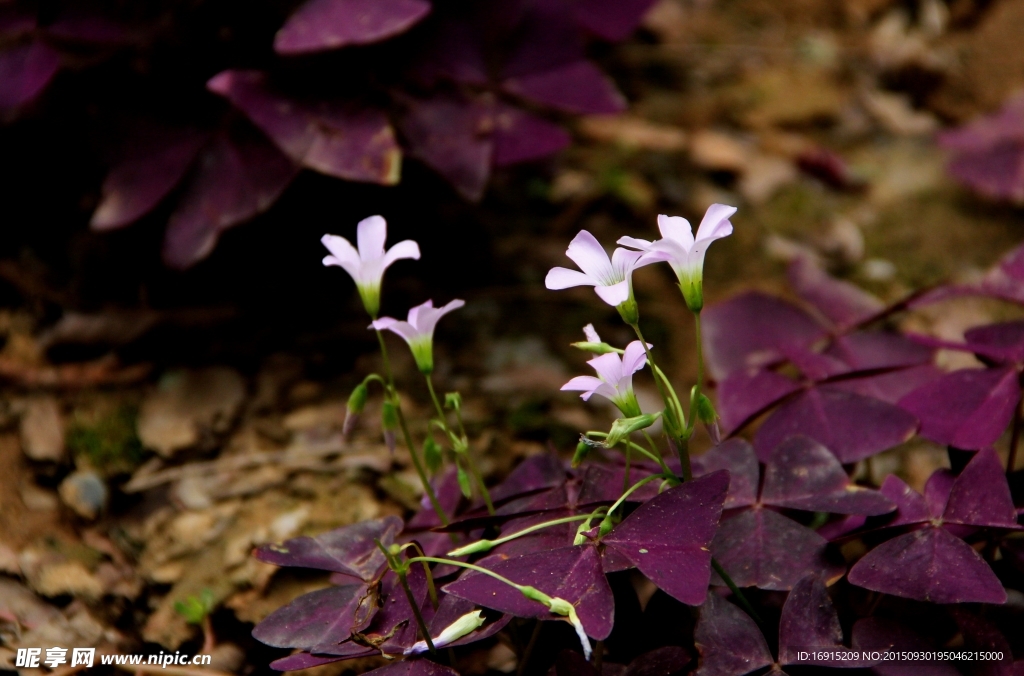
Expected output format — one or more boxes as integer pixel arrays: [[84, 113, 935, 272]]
[[413, 298, 464, 337], [694, 204, 736, 243], [617, 235, 654, 251], [583, 324, 601, 343], [546, 267, 598, 290], [382, 239, 421, 268], [621, 341, 649, 376], [594, 279, 630, 306], [658, 215, 694, 250], [371, 316, 421, 345], [321, 234, 363, 279], [610, 248, 644, 279], [356, 215, 388, 260], [565, 230, 614, 283], [562, 375, 606, 394], [588, 352, 624, 385]]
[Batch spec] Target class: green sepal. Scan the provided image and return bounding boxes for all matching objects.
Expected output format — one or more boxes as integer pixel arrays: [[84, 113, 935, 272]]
[[605, 412, 660, 448]]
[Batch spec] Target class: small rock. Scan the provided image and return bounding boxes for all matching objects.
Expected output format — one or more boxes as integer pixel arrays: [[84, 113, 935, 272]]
[[20, 396, 65, 462], [32, 561, 104, 600], [137, 367, 246, 457], [820, 218, 865, 264], [862, 89, 938, 136], [689, 130, 751, 172], [578, 115, 687, 152], [20, 483, 59, 511], [739, 154, 798, 204], [209, 643, 245, 672], [283, 402, 346, 432], [58, 471, 108, 520], [862, 258, 896, 281]]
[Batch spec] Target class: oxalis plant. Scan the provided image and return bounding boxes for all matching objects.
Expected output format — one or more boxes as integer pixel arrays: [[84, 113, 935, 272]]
[[249, 210, 1024, 676]]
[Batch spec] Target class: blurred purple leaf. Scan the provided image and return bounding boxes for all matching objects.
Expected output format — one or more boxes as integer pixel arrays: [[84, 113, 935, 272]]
[[710, 509, 844, 590], [716, 368, 802, 434], [359, 660, 460, 676], [824, 332, 935, 373], [754, 387, 918, 464], [44, 12, 127, 43], [879, 475, 933, 527], [551, 650, 599, 676], [847, 526, 1006, 603], [788, 255, 884, 330], [208, 70, 401, 184], [761, 436, 895, 516], [939, 94, 1024, 204], [693, 439, 759, 509], [603, 472, 728, 605], [913, 242, 1024, 306], [0, 40, 60, 115], [251, 583, 376, 649], [503, 60, 626, 115], [91, 127, 210, 231], [489, 454, 568, 505], [942, 447, 1018, 528], [501, 2, 585, 78], [898, 366, 1020, 450], [827, 364, 945, 404], [702, 292, 827, 380], [624, 646, 691, 676], [0, 9, 35, 38], [492, 103, 571, 166], [413, 18, 488, 86], [778, 575, 866, 666], [399, 93, 493, 201], [274, 0, 431, 54], [270, 651, 349, 671], [852, 617, 959, 676], [407, 467, 463, 530], [693, 592, 773, 676], [253, 515, 403, 581], [570, 0, 657, 41], [443, 544, 614, 640], [162, 127, 298, 269]]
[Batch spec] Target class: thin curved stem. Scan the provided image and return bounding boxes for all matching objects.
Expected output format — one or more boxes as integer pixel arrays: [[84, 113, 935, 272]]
[[376, 330, 448, 526], [630, 323, 691, 480], [425, 376, 494, 514], [447, 514, 600, 557], [711, 558, 761, 625]]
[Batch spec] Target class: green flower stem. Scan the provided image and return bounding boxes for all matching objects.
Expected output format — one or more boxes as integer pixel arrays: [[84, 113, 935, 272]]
[[606, 473, 665, 517], [642, 430, 676, 480], [375, 329, 449, 526], [686, 312, 705, 436], [650, 363, 686, 434], [425, 376, 495, 515], [400, 541, 439, 608], [406, 557, 532, 598], [711, 558, 762, 625], [446, 514, 601, 557], [376, 540, 435, 653], [585, 431, 667, 472], [628, 323, 692, 480]]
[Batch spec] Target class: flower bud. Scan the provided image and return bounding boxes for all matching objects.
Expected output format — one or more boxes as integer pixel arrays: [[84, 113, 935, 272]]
[[570, 340, 617, 355], [444, 391, 462, 412], [604, 412, 660, 448], [572, 438, 591, 468], [343, 383, 369, 437], [695, 392, 721, 444]]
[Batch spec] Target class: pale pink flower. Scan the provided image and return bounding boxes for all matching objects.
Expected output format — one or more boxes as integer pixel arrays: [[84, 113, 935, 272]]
[[545, 230, 654, 306], [371, 299, 465, 374], [561, 340, 648, 417], [321, 215, 420, 317]]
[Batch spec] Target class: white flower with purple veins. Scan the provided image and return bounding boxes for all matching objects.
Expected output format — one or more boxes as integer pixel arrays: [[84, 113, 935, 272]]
[[371, 299, 465, 374], [321, 215, 420, 318], [618, 203, 736, 311], [545, 230, 654, 307], [562, 340, 648, 417]]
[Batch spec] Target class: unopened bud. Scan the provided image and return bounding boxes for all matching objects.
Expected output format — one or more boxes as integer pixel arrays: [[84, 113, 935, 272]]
[[344, 383, 369, 437], [444, 392, 462, 411], [572, 439, 591, 468], [571, 340, 617, 355], [695, 393, 721, 444], [616, 297, 640, 325], [605, 412, 660, 448]]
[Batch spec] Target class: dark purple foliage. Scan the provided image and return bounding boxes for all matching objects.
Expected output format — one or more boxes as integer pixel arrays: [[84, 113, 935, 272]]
[[939, 93, 1024, 204], [274, 0, 432, 54], [0, 39, 60, 116], [852, 617, 959, 676], [788, 255, 885, 330]]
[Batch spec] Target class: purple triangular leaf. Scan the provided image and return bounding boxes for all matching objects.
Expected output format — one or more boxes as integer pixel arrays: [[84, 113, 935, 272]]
[[399, 93, 493, 201], [950, 608, 1015, 676], [693, 592, 773, 676], [852, 617, 959, 676], [0, 40, 60, 115], [501, 3, 584, 79], [754, 387, 918, 463], [825, 332, 935, 373], [624, 646, 691, 676], [361, 659, 460, 676], [913, 242, 1024, 306], [847, 526, 1007, 603], [898, 366, 1020, 450], [710, 509, 843, 590], [503, 60, 626, 115], [761, 436, 896, 516], [963, 320, 1024, 364], [788, 255, 884, 330], [208, 70, 401, 184], [274, 0, 430, 54], [715, 368, 802, 435], [692, 439, 759, 509], [780, 345, 849, 381], [924, 469, 955, 519], [778, 575, 869, 667], [162, 128, 298, 269], [252, 583, 376, 649], [879, 475, 933, 527], [702, 292, 828, 381], [942, 447, 1019, 528], [492, 104, 571, 167], [603, 472, 728, 605], [489, 454, 568, 505], [91, 126, 210, 231], [407, 467, 463, 530], [571, 0, 657, 41], [270, 651, 347, 670], [254, 515, 403, 580], [827, 364, 945, 404], [939, 94, 1024, 204], [443, 545, 614, 640]]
